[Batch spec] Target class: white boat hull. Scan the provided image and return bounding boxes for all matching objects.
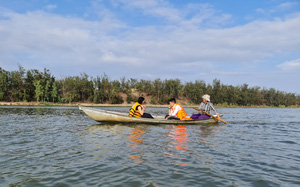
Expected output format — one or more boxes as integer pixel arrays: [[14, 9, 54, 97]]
[[79, 106, 218, 125]]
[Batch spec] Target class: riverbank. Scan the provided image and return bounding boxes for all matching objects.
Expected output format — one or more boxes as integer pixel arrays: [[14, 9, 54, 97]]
[[0, 102, 299, 108]]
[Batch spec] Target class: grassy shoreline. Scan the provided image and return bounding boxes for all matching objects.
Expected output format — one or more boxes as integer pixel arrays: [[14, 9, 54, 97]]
[[0, 102, 299, 108]]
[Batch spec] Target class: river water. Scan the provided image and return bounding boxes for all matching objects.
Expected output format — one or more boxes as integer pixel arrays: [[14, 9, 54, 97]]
[[0, 106, 299, 187]]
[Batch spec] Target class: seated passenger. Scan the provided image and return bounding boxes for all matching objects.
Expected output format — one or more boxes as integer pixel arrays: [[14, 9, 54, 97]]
[[128, 97, 154, 119], [165, 98, 191, 120]]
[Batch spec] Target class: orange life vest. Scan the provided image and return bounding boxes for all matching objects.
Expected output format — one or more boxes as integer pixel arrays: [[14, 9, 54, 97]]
[[128, 102, 142, 118], [172, 103, 192, 120]]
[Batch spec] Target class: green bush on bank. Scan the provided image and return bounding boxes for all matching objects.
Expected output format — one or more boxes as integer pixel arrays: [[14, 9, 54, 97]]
[[0, 66, 299, 107]]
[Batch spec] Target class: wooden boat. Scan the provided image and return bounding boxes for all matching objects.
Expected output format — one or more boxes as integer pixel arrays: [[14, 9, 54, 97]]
[[79, 106, 219, 125]]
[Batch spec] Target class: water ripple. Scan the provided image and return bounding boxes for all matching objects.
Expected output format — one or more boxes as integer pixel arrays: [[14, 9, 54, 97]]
[[1, 107, 300, 186]]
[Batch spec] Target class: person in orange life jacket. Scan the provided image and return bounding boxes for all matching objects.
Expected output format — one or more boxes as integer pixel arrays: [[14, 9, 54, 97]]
[[128, 97, 154, 119], [165, 98, 191, 120]]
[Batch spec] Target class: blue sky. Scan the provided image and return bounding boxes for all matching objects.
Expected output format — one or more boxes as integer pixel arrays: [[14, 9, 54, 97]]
[[0, 0, 300, 93]]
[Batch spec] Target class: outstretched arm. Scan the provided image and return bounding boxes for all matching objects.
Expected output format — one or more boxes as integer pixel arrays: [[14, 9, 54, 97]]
[[209, 103, 220, 119]]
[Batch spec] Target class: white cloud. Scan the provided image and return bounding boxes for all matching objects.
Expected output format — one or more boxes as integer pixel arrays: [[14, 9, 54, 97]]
[[0, 2, 299, 92], [111, 0, 182, 22], [275, 2, 299, 11], [44, 4, 57, 11], [109, 0, 232, 27], [277, 59, 300, 71], [257, 1, 300, 15], [0, 6, 299, 67], [100, 52, 144, 66]]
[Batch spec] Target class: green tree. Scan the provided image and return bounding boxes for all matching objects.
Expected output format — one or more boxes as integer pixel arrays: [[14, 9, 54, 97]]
[[0, 68, 9, 101], [10, 65, 26, 101], [211, 79, 223, 104], [164, 79, 182, 99], [24, 70, 35, 101], [33, 80, 43, 102], [237, 84, 249, 106], [152, 78, 163, 101], [1, 66, 299, 107], [129, 78, 138, 88], [183, 80, 206, 104], [225, 85, 240, 105], [65, 92, 72, 103], [120, 77, 130, 93], [93, 89, 101, 104], [23, 88, 29, 102], [126, 90, 132, 104], [51, 82, 58, 102], [109, 80, 123, 104], [92, 76, 101, 104], [44, 80, 51, 102]]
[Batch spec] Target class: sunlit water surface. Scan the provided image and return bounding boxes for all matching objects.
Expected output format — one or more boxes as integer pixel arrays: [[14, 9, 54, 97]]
[[0, 106, 299, 187]]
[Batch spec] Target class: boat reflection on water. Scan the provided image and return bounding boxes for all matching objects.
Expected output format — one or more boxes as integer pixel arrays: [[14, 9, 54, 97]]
[[165, 124, 220, 166], [87, 122, 220, 167], [170, 125, 189, 155], [166, 125, 190, 166], [87, 123, 147, 163], [127, 126, 146, 163]]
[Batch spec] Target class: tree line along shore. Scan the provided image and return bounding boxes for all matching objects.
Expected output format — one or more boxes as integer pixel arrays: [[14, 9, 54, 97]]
[[1, 66, 299, 107], [0, 102, 299, 108]]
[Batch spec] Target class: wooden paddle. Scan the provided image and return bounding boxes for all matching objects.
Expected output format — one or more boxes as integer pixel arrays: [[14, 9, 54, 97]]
[[193, 107, 228, 124]]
